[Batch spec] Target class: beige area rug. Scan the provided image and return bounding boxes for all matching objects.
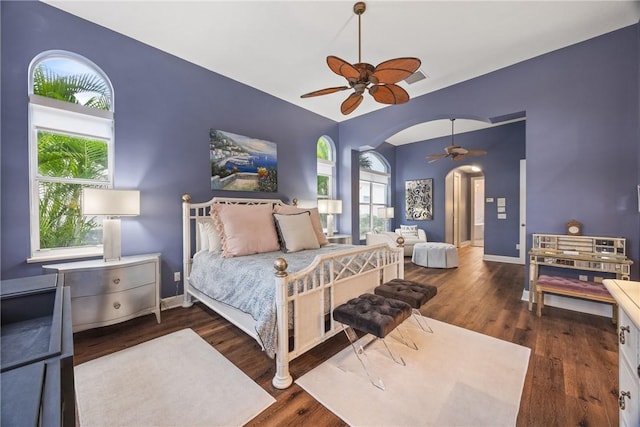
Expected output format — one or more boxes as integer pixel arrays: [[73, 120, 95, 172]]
[[75, 328, 275, 427], [296, 317, 530, 426]]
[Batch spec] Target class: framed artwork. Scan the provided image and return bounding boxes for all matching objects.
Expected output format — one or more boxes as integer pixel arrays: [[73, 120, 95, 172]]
[[209, 129, 277, 192], [405, 179, 433, 220]]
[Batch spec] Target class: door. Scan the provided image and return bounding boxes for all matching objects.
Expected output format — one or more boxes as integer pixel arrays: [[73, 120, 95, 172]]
[[471, 176, 485, 247]]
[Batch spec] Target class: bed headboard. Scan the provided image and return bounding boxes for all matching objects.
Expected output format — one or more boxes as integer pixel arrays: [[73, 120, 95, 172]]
[[181, 194, 287, 278]]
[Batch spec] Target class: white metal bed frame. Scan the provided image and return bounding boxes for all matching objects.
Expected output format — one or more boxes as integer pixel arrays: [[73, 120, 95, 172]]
[[181, 194, 404, 388]]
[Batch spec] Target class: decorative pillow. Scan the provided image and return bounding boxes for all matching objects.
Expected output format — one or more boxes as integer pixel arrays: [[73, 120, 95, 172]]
[[273, 205, 329, 246], [212, 203, 280, 257], [273, 212, 320, 253], [199, 218, 222, 252], [399, 224, 419, 237], [197, 219, 211, 251]]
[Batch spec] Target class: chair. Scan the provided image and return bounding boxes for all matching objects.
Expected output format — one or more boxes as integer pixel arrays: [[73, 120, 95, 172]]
[[394, 227, 427, 256]]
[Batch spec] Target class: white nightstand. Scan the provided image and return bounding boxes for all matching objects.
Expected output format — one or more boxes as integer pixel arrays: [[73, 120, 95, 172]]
[[43, 253, 161, 332], [326, 234, 352, 244]]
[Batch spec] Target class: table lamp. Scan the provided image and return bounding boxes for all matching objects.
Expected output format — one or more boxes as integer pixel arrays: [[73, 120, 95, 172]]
[[82, 188, 140, 261], [318, 199, 342, 237]]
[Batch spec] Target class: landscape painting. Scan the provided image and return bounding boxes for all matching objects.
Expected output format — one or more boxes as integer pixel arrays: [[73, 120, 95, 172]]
[[209, 129, 278, 192]]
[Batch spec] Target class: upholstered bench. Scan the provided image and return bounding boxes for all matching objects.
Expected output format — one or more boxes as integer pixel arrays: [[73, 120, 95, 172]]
[[375, 279, 437, 333], [333, 293, 413, 390], [535, 274, 618, 323], [412, 242, 458, 268]]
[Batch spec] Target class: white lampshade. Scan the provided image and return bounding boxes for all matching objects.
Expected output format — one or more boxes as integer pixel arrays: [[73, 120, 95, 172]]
[[318, 199, 342, 214], [82, 188, 140, 217], [377, 207, 395, 219]]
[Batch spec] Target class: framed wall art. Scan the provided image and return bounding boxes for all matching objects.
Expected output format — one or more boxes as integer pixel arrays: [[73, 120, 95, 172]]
[[209, 129, 277, 192], [405, 178, 433, 220]]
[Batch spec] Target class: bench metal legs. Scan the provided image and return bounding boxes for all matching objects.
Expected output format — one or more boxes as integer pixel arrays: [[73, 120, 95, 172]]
[[411, 308, 434, 333]]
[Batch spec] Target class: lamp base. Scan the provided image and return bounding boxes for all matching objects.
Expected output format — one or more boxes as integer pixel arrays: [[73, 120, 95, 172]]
[[103, 217, 122, 262], [326, 214, 335, 237]]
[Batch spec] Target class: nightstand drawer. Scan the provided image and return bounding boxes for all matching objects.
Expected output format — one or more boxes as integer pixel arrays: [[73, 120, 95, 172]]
[[71, 283, 156, 330], [65, 262, 156, 298], [619, 308, 638, 370]]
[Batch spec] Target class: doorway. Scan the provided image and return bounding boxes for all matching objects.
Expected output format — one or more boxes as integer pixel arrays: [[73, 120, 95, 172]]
[[445, 166, 485, 249]]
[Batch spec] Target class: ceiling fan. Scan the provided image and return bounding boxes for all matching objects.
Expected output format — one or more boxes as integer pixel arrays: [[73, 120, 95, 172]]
[[426, 119, 488, 163], [300, 2, 421, 115]]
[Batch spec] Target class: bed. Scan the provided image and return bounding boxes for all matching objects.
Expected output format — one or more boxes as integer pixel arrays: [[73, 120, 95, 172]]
[[181, 194, 404, 389]]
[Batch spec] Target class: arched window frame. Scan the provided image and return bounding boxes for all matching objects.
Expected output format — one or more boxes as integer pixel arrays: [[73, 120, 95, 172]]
[[27, 50, 115, 262], [359, 151, 391, 239], [317, 136, 337, 231]]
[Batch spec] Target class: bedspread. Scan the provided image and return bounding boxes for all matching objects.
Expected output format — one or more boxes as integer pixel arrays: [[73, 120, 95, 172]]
[[189, 244, 361, 358]]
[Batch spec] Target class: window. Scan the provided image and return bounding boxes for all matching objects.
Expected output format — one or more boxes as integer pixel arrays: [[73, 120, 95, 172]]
[[317, 136, 336, 230], [359, 151, 391, 239], [28, 51, 114, 261]]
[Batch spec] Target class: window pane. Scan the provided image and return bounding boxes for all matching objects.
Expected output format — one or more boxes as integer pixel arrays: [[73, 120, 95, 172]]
[[33, 57, 112, 111], [359, 152, 387, 172], [359, 181, 370, 203], [317, 175, 329, 197], [371, 182, 386, 204], [38, 182, 102, 249], [317, 137, 332, 161], [359, 204, 371, 238], [38, 131, 109, 180], [372, 204, 387, 231]]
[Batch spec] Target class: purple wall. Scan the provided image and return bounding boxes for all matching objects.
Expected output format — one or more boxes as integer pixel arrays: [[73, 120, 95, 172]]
[[395, 121, 525, 257], [338, 24, 640, 281], [0, 2, 338, 296]]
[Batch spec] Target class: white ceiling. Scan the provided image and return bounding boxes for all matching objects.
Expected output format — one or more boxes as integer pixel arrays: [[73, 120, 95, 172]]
[[43, 0, 639, 144]]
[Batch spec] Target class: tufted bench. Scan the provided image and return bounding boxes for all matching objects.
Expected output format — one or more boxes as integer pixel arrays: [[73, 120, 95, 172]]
[[412, 242, 458, 268], [535, 274, 618, 323], [375, 279, 437, 333], [333, 293, 413, 390]]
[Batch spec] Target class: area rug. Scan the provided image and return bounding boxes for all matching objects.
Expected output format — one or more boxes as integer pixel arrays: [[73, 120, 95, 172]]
[[296, 317, 530, 426], [75, 328, 275, 427]]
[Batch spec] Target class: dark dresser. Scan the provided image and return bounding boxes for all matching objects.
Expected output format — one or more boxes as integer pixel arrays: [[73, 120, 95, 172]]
[[1, 274, 75, 427]]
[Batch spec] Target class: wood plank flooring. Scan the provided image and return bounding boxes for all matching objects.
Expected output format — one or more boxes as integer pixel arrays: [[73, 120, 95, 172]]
[[73, 246, 619, 426]]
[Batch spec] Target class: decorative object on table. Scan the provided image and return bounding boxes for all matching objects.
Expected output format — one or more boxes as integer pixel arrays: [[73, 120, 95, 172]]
[[300, 2, 421, 115], [377, 206, 394, 231], [318, 199, 342, 236], [209, 129, 277, 192], [405, 179, 433, 220], [566, 219, 583, 236], [81, 188, 140, 261], [425, 118, 487, 162]]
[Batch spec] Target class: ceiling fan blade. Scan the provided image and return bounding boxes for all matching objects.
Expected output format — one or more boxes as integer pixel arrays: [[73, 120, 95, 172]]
[[327, 56, 360, 80], [300, 86, 350, 98], [368, 84, 410, 104], [371, 57, 421, 84], [465, 149, 488, 157], [426, 153, 448, 163], [341, 93, 364, 115]]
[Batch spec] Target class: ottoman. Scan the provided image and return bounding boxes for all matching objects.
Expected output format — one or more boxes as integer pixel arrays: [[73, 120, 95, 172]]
[[375, 279, 437, 333], [412, 242, 458, 268]]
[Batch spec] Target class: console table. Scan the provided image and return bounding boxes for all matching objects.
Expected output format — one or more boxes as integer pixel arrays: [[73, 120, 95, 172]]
[[528, 234, 632, 318]]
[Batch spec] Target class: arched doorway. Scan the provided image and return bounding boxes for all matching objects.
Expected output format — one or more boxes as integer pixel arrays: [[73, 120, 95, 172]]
[[445, 165, 485, 248]]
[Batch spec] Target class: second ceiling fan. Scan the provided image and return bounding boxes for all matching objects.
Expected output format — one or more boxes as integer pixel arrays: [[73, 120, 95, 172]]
[[301, 2, 421, 115], [426, 119, 488, 163]]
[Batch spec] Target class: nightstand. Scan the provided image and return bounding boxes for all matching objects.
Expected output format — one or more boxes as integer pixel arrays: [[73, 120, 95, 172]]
[[43, 253, 161, 332], [326, 234, 352, 244]]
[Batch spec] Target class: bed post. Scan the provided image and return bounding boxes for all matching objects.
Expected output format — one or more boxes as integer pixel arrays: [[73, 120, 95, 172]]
[[272, 257, 293, 389], [182, 194, 194, 308]]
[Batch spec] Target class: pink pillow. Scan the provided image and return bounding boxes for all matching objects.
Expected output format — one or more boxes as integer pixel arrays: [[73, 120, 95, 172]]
[[273, 205, 329, 246], [212, 203, 280, 257]]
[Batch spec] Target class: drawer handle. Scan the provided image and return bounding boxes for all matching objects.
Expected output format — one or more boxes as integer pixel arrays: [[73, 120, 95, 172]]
[[618, 391, 631, 410], [113, 302, 121, 310], [113, 278, 121, 285], [619, 325, 630, 344]]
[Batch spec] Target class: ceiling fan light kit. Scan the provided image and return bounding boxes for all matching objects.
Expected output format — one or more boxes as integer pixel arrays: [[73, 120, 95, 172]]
[[425, 118, 488, 163], [301, 2, 421, 115]]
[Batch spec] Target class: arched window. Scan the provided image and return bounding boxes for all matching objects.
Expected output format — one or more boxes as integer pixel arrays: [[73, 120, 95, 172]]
[[359, 151, 391, 239], [28, 51, 114, 261], [317, 136, 336, 230]]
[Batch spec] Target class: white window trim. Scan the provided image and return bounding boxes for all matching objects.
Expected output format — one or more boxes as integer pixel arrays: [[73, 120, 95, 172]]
[[27, 59, 114, 263]]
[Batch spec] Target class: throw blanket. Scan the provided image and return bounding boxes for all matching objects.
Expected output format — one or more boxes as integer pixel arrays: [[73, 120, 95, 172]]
[[189, 244, 359, 358]]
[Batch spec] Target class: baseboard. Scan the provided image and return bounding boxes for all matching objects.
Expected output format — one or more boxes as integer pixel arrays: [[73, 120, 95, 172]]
[[459, 240, 471, 247], [520, 290, 613, 318], [483, 254, 523, 265], [160, 295, 184, 311]]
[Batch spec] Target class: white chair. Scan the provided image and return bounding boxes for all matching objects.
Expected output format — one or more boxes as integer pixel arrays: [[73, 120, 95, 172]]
[[394, 228, 427, 256]]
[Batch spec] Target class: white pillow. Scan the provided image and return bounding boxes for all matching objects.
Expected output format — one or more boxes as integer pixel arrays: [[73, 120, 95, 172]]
[[203, 220, 222, 252], [197, 218, 214, 251], [400, 224, 419, 237], [273, 212, 320, 253]]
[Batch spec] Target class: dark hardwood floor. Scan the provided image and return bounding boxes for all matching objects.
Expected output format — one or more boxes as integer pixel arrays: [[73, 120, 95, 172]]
[[73, 246, 619, 426]]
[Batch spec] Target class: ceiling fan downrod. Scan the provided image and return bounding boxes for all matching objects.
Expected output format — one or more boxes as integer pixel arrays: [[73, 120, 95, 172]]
[[354, 2, 366, 64]]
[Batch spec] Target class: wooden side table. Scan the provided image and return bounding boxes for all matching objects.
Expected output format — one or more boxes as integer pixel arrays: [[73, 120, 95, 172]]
[[43, 253, 161, 332], [326, 234, 352, 244]]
